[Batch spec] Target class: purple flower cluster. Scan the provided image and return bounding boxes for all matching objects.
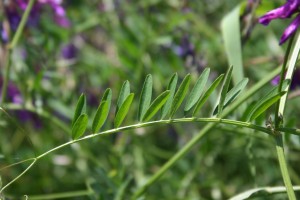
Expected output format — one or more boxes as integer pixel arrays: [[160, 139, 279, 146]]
[[259, 0, 300, 45]]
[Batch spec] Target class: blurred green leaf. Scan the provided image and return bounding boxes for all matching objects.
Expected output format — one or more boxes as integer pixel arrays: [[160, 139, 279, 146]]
[[72, 114, 88, 140], [184, 68, 210, 114], [170, 74, 191, 118], [138, 74, 153, 122], [221, 5, 244, 85], [143, 90, 170, 122], [114, 93, 135, 128], [192, 74, 224, 117], [72, 94, 86, 127], [161, 73, 178, 119]]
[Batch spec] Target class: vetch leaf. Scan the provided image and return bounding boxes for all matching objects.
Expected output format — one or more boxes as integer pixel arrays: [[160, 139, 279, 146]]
[[142, 90, 170, 122], [114, 93, 134, 128], [213, 78, 248, 115], [116, 81, 130, 115], [245, 80, 290, 121], [101, 88, 112, 108], [184, 68, 210, 113], [72, 94, 86, 127], [192, 74, 224, 117], [161, 73, 178, 119], [138, 74, 153, 121], [92, 101, 109, 133], [249, 92, 286, 121], [217, 66, 233, 117], [170, 74, 191, 118], [72, 114, 88, 140]]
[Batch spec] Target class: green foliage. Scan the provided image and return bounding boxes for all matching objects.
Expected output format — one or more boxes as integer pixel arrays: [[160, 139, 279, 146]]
[[114, 93, 135, 128], [72, 94, 86, 127], [142, 90, 170, 122], [170, 74, 191, 118], [72, 114, 88, 140], [138, 75, 153, 122], [184, 68, 210, 114], [217, 66, 233, 117], [161, 73, 178, 119]]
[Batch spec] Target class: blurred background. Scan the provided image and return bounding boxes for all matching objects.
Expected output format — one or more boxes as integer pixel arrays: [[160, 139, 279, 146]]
[[0, 0, 300, 199]]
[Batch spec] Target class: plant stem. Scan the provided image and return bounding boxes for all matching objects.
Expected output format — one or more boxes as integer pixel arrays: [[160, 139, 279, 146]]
[[131, 66, 282, 199], [274, 32, 300, 200], [0, 0, 36, 105], [0, 117, 274, 192], [26, 189, 93, 199]]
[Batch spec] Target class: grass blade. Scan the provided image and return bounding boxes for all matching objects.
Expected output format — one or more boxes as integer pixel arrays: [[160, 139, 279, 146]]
[[170, 74, 191, 118], [192, 74, 224, 117], [92, 101, 109, 133], [221, 5, 244, 85], [72, 94, 86, 127], [184, 68, 210, 114], [161, 73, 178, 119], [213, 78, 248, 115], [72, 114, 88, 140], [138, 74, 153, 121], [114, 93, 134, 128], [249, 92, 286, 121], [116, 81, 130, 115], [217, 66, 233, 117], [142, 90, 170, 122]]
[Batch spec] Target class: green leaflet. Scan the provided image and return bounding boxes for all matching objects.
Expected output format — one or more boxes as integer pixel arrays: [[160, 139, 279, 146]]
[[92, 101, 109, 133], [72, 94, 86, 127], [245, 80, 290, 121], [138, 74, 153, 121], [213, 78, 248, 115], [114, 93, 134, 128], [249, 92, 286, 121], [72, 114, 88, 140], [116, 81, 130, 115], [217, 66, 233, 117], [101, 88, 112, 110], [161, 73, 178, 119], [192, 74, 224, 117], [169, 74, 191, 118], [142, 90, 170, 122], [184, 68, 210, 114]]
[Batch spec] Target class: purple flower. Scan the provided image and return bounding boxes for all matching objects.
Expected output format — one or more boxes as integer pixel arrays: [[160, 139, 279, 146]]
[[61, 43, 77, 59], [259, 0, 300, 44]]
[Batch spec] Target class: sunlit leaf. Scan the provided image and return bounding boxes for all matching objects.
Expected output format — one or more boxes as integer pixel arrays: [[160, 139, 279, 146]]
[[138, 74, 153, 121], [116, 81, 130, 115], [161, 73, 178, 119], [217, 66, 233, 117], [170, 74, 191, 118], [142, 90, 170, 122], [192, 74, 224, 117], [249, 92, 286, 121], [184, 68, 210, 114], [72, 94, 86, 127], [72, 114, 88, 140], [114, 93, 134, 128], [101, 88, 112, 109]]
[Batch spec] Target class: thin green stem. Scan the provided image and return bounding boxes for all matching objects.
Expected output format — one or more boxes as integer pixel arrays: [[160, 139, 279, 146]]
[[0, 117, 273, 192], [27, 189, 93, 199], [132, 66, 282, 199], [0, 159, 37, 193], [273, 32, 300, 200]]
